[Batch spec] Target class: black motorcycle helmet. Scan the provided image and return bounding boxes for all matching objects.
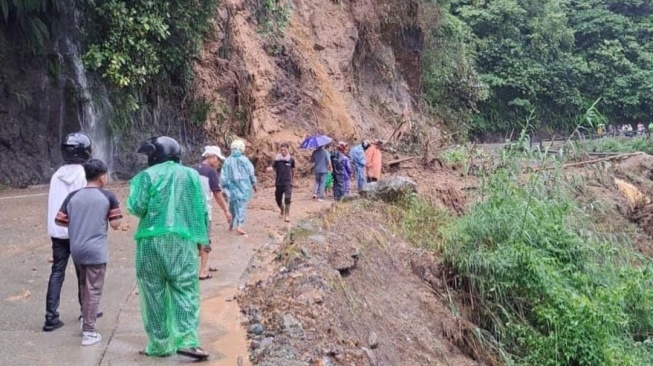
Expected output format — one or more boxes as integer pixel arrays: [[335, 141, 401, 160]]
[[137, 136, 181, 166], [61, 132, 92, 164]]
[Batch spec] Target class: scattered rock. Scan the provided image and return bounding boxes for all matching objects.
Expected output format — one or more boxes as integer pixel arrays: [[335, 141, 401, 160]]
[[298, 289, 324, 304], [368, 331, 379, 349], [361, 347, 377, 365], [289, 272, 303, 279], [251, 339, 262, 350], [282, 314, 304, 336], [5, 290, 30, 302], [261, 336, 274, 348], [298, 221, 317, 232], [313, 43, 326, 51], [300, 247, 312, 258], [248, 323, 265, 335], [320, 356, 337, 366], [307, 235, 326, 244], [331, 252, 360, 277]]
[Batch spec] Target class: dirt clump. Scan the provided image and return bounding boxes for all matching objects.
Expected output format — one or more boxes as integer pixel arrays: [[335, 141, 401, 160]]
[[386, 157, 471, 215], [237, 200, 482, 366]]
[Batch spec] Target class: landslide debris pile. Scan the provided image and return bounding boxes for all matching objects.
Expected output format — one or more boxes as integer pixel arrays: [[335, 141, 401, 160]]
[[237, 200, 479, 366]]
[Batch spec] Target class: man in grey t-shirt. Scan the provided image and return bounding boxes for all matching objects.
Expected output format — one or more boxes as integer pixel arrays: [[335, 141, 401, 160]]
[[56, 159, 122, 346], [311, 146, 331, 200]]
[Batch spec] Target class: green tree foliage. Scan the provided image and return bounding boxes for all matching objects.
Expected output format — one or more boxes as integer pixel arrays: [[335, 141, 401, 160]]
[[81, 0, 216, 91], [445, 0, 653, 136], [422, 0, 488, 130]]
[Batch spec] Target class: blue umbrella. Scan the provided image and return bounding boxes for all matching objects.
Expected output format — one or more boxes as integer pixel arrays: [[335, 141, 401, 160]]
[[300, 135, 332, 149]]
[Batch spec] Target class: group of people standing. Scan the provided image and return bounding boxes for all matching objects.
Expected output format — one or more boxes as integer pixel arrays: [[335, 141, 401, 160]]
[[40, 133, 382, 360], [310, 139, 383, 201], [42, 133, 259, 360]]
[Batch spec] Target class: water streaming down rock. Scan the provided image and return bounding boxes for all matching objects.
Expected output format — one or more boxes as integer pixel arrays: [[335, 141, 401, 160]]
[[0, 1, 202, 185], [52, 3, 112, 172], [70, 54, 112, 170]]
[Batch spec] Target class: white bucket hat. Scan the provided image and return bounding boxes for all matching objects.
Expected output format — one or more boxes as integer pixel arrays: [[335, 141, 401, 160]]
[[202, 145, 226, 160]]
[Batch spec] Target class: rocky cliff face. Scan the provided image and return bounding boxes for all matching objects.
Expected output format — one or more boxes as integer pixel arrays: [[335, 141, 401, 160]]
[[193, 0, 435, 150], [0, 9, 82, 187], [0, 4, 204, 186]]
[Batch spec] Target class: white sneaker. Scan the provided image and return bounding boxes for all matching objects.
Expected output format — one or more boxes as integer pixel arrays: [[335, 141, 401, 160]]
[[81, 331, 102, 346]]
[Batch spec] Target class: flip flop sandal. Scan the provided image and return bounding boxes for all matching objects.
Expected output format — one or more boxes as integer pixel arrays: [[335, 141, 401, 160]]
[[176, 347, 210, 360], [208, 267, 218, 272], [199, 273, 213, 280]]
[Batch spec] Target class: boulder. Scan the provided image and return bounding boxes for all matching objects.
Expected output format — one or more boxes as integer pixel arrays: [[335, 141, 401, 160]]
[[361, 176, 417, 202]]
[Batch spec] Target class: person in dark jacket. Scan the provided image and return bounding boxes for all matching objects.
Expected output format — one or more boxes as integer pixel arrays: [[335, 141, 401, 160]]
[[331, 142, 352, 201]]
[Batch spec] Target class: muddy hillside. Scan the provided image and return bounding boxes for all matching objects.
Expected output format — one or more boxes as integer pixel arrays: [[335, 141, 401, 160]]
[[193, 0, 437, 150]]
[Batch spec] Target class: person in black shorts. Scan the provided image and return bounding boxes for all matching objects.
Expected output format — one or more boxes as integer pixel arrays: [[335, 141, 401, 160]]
[[193, 146, 231, 280], [266, 143, 296, 222]]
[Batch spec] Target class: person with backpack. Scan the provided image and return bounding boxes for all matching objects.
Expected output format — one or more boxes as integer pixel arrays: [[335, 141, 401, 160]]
[[331, 142, 352, 201]]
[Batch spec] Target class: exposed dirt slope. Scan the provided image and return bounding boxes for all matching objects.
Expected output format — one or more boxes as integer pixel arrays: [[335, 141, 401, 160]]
[[193, 0, 438, 150], [568, 154, 653, 256], [237, 192, 481, 366]]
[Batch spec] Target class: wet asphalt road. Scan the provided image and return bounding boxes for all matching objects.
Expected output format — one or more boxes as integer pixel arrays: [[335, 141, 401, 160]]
[[0, 183, 266, 366]]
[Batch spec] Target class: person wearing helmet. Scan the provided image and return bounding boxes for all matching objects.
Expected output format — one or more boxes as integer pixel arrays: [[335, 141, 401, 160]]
[[220, 139, 258, 236], [43, 132, 93, 332], [193, 145, 231, 280], [127, 136, 210, 360]]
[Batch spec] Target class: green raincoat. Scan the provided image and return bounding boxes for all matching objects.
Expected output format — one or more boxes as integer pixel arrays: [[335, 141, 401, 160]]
[[127, 161, 208, 356]]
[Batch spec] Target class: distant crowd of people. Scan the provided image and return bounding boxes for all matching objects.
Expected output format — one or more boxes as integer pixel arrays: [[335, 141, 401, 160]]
[[597, 122, 653, 138], [42, 132, 384, 360], [309, 139, 384, 202]]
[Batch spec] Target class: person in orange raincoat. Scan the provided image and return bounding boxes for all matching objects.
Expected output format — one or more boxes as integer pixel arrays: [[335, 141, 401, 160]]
[[364, 140, 383, 182]]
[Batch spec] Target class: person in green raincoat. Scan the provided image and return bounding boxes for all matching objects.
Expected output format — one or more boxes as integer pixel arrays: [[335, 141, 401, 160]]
[[127, 136, 210, 360], [220, 138, 258, 236]]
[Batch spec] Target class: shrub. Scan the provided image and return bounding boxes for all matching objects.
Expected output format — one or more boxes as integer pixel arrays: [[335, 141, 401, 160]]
[[441, 165, 653, 365]]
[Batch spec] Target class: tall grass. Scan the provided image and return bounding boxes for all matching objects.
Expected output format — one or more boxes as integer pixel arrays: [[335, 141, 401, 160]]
[[441, 163, 653, 365], [396, 194, 450, 251]]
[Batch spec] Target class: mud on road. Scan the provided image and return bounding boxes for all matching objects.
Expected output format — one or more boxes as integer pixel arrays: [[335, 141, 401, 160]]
[[0, 181, 326, 366]]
